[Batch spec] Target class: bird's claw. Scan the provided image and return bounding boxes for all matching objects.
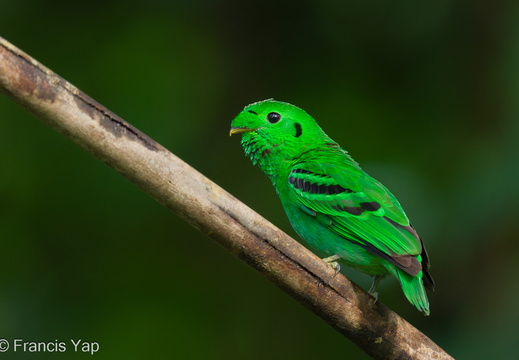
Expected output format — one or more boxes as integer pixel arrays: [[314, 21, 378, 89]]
[[368, 275, 383, 305], [368, 291, 379, 305], [322, 254, 341, 277]]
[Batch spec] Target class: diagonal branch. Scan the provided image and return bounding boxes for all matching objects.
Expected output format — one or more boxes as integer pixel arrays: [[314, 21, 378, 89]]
[[0, 36, 452, 360]]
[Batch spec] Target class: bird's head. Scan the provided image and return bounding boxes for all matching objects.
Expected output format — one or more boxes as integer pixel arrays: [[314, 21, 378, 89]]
[[230, 99, 333, 167]]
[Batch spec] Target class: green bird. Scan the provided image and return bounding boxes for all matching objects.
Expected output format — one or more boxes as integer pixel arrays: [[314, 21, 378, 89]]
[[230, 99, 434, 315]]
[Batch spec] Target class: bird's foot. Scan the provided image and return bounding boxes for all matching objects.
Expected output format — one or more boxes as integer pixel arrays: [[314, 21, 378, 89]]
[[369, 292, 379, 305], [322, 254, 341, 276], [368, 275, 383, 304]]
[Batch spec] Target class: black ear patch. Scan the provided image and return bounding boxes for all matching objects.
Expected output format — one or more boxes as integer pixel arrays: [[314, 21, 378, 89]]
[[247, 110, 258, 115], [294, 123, 302, 137]]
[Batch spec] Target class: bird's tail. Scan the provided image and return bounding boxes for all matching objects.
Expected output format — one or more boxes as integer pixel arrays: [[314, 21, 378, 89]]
[[391, 267, 430, 316]]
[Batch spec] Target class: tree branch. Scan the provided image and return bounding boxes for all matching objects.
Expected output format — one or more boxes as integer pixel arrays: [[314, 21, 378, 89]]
[[0, 36, 452, 360]]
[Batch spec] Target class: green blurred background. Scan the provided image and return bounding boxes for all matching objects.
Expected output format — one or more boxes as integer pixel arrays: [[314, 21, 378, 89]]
[[1, 0, 518, 358]]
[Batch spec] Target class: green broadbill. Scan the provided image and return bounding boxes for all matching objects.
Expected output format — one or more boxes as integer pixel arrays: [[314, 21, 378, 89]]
[[230, 99, 434, 315]]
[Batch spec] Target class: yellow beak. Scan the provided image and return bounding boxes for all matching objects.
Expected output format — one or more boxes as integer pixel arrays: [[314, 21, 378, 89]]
[[229, 127, 255, 136]]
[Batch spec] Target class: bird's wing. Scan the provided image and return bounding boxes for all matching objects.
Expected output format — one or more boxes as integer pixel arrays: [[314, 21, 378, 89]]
[[288, 159, 423, 275]]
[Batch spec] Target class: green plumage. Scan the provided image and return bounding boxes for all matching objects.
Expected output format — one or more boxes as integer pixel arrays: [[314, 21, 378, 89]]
[[230, 99, 434, 315]]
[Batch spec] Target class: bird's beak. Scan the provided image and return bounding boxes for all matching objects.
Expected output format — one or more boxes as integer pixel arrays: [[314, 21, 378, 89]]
[[229, 127, 256, 136]]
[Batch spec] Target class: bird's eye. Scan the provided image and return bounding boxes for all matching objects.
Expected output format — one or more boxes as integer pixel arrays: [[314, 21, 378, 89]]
[[267, 112, 281, 124]]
